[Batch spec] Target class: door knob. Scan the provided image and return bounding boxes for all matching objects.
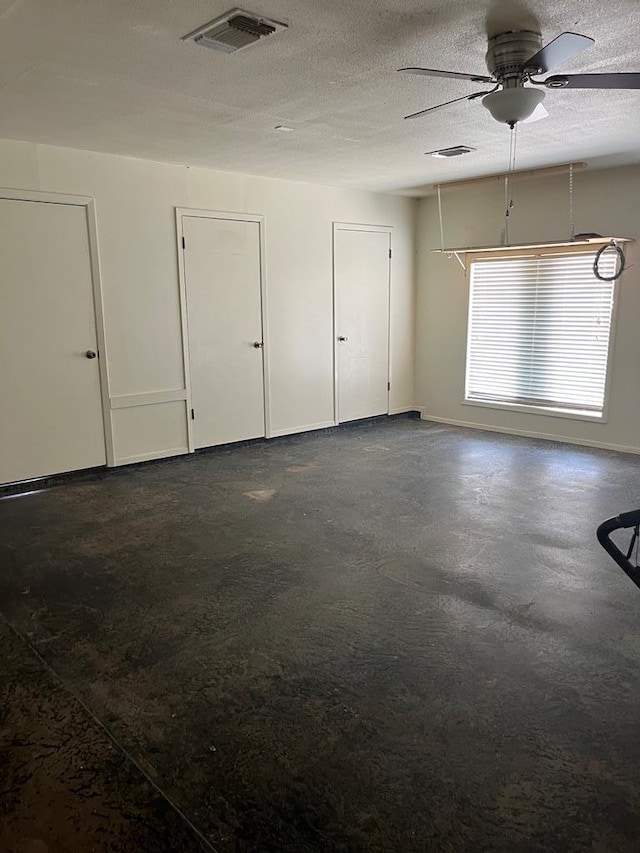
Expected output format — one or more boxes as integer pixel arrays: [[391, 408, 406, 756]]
[[85, 350, 97, 359], [253, 341, 264, 348], [338, 336, 348, 342]]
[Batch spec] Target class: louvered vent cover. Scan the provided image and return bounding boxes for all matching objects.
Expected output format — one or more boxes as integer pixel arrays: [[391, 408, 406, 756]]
[[183, 8, 287, 53], [425, 146, 476, 158]]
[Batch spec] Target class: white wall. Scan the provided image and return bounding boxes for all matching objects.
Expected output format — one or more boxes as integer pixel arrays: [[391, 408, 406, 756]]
[[0, 139, 417, 466], [415, 165, 640, 453]]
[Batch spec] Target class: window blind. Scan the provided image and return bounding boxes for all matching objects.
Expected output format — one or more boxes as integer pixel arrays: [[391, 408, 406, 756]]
[[466, 250, 616, 414]]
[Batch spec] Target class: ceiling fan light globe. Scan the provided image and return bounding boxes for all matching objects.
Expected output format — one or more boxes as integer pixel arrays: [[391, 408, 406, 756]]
[[482, 87, 546, 124]]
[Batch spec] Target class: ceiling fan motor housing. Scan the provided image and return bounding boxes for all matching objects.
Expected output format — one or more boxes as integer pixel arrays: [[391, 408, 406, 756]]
[[486, 30, 543, 79], [400, 27, 640, 127]]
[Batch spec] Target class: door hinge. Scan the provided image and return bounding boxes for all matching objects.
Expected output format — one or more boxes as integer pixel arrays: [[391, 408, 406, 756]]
[[182, 236, 186, 250], [387, 381, 391, 391], [388, 248, 392, 259], [191, 408, 195, 420]]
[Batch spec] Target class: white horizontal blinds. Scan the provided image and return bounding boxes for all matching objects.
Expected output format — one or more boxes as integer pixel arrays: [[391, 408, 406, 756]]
[[466, 251, 616, 413]]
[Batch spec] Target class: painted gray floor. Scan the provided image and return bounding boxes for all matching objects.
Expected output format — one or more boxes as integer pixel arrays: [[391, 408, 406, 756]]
[[2, 418, 640, 852]]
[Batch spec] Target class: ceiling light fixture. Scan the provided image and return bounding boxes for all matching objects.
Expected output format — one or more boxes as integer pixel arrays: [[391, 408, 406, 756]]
[[482, 87, 546, 126], [274, 125, 294, 132]]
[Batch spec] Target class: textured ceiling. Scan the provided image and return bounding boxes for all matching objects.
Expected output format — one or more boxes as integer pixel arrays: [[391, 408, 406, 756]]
[[0, 0, 639, 193]]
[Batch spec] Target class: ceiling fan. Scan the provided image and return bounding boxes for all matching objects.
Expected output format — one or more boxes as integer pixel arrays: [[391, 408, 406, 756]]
[[400, 29, 640, 126]]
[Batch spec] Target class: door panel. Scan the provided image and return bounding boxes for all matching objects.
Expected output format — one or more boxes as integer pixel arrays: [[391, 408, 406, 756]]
[[335, 228, 390, 422], [183, 216, 265, 448], [0, 199, 106, 484]]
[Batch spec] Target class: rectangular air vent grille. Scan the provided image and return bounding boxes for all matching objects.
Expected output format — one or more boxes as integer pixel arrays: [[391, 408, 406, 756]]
[[425, 146, 476, 158], [183, 8, 287, 54]]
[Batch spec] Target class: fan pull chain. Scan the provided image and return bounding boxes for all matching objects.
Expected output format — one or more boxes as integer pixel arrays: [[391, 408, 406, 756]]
[[568, 162, 575, 240], [503, 123, 518, 245], [437, 184, 445, 251], [503, 176, 509, 245]]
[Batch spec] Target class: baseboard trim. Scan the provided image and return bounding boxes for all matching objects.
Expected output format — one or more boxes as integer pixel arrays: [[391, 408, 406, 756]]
[[420, 413, 640, 456], [0, 465, 107, 497], [389, 405, 423, 416]]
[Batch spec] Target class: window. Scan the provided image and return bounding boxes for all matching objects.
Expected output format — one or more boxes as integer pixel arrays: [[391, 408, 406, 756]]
[[465, 248, 617, 419]]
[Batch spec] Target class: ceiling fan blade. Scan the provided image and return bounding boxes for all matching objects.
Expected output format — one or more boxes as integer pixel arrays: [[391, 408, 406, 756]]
[[544, 72, 640, 89], [399, 67, 495, 83], [404, 91, 489, 120], [522, 32, 594, 74], [522, 102, 549, 123]]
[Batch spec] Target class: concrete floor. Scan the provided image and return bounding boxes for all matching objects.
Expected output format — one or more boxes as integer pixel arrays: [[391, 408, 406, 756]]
[[2, 417, 640, 852]]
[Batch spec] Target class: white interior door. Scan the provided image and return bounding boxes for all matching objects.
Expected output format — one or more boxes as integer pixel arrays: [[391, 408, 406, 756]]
[[182, 215, 265, 448], [0, 198, 106, 484], [334, 226, 391, 423]]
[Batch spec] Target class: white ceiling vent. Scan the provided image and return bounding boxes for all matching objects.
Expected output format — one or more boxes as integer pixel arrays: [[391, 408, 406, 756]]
[[183, 9, 287, 54], [425, 146, 476, 158]]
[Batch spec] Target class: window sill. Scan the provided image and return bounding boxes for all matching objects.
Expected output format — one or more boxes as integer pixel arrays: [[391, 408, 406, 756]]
[[462, 398, 607, 424]]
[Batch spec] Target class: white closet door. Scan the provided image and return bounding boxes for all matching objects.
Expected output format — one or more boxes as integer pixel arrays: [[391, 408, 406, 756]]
[[0, 198, 106, 484], [334, 227, 390, 423], [182, 215, 265, 448]]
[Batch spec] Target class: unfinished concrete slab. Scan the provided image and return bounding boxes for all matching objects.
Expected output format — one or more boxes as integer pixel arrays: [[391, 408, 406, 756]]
[[2, 419, 640, 851]]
